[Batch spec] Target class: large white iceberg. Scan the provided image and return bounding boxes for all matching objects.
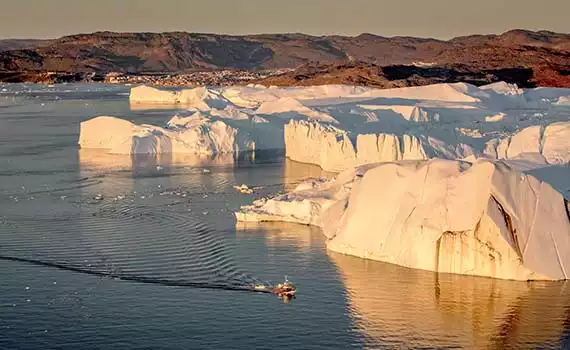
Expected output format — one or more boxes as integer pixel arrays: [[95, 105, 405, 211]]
[[284, 119, 477, 172], [78, 115, 256, 155], [236, 158, 570, 281]]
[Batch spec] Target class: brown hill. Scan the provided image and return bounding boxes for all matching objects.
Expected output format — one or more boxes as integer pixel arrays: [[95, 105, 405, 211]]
[[250, 61, 537, 88], [1, 29, 569, 86], [0, 39, 52, 52]]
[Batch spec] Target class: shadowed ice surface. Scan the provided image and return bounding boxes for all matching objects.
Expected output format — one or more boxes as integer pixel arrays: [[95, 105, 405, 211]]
[[1, 83, 570, 349]]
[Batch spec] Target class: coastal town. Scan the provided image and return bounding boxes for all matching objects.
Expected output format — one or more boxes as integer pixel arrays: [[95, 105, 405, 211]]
[[104, 69, 293, 86], [0, 68, 293, 86]]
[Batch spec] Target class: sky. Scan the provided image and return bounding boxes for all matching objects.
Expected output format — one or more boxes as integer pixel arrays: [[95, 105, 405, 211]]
[[2, 0, 570, 40]]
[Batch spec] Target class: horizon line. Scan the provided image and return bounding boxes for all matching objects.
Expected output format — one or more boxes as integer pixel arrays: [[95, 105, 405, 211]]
[[1, 27, 567, 42]]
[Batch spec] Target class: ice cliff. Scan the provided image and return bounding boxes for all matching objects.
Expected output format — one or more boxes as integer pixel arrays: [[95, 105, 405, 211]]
[[78, 115, 257, 155], [284, 119, 477, 172], [236, 158, 570, 281]]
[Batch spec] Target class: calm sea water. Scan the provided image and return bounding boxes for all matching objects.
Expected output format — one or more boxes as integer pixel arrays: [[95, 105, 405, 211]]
[[1, 83, 569, 350]]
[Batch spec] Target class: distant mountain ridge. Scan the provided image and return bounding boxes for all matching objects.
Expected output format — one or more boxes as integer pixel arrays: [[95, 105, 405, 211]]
[[1, 29, 570, 87]]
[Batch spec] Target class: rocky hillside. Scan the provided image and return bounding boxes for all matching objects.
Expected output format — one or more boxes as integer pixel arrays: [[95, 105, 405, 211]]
[[250, 61, 538, 88], [0, 39, 51, 52], [1, 29, 569, 86]]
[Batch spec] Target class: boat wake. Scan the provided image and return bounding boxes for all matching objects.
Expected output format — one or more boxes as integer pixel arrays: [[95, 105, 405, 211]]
[[0, 254, 276, 294], [0, 166, 296, 300]]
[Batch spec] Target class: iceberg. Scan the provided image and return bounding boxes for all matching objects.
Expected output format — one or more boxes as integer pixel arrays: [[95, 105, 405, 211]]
[[129, 85, 232, 110], [78, 115, 256, 155], [484, 121, 570, 164], [236, 158, 570, 281], [284, 120, 477, 172], [80, 82, 570, 167]]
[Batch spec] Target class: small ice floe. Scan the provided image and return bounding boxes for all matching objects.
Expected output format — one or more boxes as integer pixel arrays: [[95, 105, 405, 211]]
[[94, 194, 104, 201], [233, 184, 254, 194]]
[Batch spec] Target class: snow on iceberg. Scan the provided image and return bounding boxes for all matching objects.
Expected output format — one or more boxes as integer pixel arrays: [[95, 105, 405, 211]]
[[257, 97, 338, 123], [236, 158, 570, 281], [362, 82, 483, 103], [357, 105, 440, 123]]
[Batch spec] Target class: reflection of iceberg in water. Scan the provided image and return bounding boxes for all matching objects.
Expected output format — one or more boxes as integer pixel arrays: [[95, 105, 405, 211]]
[[78, 148, 252, 170], [129, 102, 183, 111], [77, 148, 254, 198], [283, 158, 336, 191], [75, 148, 250, 286], [235, 221, 323, 252], [329, 251, 570, 349]]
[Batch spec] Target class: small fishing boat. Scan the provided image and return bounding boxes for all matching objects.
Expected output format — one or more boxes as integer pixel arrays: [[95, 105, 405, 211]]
[[272, 277, 296, 298]]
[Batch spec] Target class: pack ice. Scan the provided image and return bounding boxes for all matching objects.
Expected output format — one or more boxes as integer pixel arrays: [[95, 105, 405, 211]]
[[236, 158, 570, 281]]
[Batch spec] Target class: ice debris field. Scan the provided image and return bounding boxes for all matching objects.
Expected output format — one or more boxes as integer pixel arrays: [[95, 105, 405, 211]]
[[80, 82, 570, 281]]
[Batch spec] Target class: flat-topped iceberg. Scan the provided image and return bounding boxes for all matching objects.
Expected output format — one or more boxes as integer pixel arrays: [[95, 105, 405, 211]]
[[78, 115, 257, 155], [236, 158, 570, 281], [284, 119, 477, 172]]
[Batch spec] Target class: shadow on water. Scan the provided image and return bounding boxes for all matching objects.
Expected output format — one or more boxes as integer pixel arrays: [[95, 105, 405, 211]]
[[329, 251, 570, 349]]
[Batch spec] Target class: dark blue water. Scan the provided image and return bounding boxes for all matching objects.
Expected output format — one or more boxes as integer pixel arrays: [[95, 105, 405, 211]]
[[1, 83, 569, 350]]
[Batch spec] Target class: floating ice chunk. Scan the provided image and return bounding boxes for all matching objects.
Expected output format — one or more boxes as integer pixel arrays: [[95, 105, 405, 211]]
[[554, 96, 570, 106], [233, 184, 254, 194], [485, 112, 505, 122]]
